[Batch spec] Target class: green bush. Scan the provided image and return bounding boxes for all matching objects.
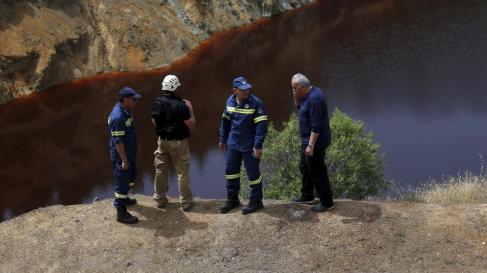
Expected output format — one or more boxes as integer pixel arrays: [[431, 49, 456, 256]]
[[327, 109, 390, 199], [239, 114, 301, 199], [241, 108, 390, 200]]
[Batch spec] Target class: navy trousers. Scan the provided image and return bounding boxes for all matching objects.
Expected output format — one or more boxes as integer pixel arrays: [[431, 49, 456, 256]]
[[225, 148, 263, 203], [299, 145, 334, 207], [113, 160, 137, 208]]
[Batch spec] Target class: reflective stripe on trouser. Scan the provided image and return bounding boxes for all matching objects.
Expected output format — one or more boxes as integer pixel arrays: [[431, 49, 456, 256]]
[[113, 160, 137, 208], [153, 137, 193, 204], [225, 148, 263, 202]]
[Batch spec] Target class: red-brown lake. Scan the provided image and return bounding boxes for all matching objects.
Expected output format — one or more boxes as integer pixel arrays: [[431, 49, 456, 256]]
[[1, 0, 487, 221]]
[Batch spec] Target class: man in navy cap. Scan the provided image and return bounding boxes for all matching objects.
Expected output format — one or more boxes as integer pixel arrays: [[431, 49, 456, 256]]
[[219, 76, 268, 214], [108, 86, 142, 224]]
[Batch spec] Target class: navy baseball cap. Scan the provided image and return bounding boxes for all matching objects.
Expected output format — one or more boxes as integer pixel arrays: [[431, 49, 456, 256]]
[[233, 76, 252, 91], [118, 87, 142, 100]]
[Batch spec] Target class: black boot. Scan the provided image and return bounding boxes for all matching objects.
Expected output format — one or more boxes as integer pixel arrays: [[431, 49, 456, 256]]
[[242, 200, 263, 215], [116, 207, 139, 224], [126, 198, 137, 206], [220, 197, 240, 214]]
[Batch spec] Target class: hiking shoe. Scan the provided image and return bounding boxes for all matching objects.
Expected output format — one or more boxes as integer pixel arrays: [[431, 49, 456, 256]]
[[242, 201, 264, 215], [292, 196, 315, 204], [182, 201, 194, 212], [156, 199, 168, 209], [220, 199, 241, 214], [126, 198, 137, 206], [311, 203, 335, 212], [116, 207, 139, 224]]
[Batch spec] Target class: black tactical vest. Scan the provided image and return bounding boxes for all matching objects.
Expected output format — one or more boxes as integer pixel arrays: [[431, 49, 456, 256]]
[[151, 94, 189, 140]]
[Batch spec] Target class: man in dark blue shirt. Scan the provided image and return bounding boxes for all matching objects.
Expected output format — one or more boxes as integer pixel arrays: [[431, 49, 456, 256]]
[[291, 73, 334, 212], [108, 87, 142, 224]]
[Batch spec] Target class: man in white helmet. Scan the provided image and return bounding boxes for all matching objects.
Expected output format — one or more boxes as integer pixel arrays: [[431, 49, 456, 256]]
[[151, 75, 196, 211]]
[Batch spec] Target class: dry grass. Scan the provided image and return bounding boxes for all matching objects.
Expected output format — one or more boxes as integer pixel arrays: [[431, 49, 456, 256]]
[[394, 171, 487, 205]]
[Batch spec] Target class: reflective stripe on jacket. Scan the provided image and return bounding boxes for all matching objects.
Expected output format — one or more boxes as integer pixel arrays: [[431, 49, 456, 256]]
[[108, 102, 137, 162], [219, 94, 268, 152]]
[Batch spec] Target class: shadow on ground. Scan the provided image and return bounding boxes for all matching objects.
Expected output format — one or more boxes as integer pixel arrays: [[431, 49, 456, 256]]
[[129, 203, 208, 238], [262, 200, 382, 223]]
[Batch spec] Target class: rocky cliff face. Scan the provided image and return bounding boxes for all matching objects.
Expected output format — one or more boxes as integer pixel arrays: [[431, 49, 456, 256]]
[[0, 0, 314, 103]]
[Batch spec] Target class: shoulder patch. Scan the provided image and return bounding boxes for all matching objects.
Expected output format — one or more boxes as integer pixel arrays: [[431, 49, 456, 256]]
[[125, 117, 133, 127]]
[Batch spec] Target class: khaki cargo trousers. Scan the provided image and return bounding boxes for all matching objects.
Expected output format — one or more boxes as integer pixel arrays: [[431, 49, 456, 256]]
[[153, 137, 193, 205]]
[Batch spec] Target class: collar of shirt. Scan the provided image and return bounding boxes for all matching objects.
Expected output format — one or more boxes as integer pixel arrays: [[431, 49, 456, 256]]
[[304, 86, 315, 99], [232, 94, 253, 106], [116, 102, 131, 117], [164, 93, 178, 99], [300, 86, 316, 106]]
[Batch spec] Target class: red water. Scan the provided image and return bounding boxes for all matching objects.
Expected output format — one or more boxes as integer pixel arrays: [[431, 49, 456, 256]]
[[2, 0, 481, 221], [0, 0, 336, 220]]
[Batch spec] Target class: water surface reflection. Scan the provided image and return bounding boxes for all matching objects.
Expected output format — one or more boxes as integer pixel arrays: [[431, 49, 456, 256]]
[[1, 0, 487, 221]]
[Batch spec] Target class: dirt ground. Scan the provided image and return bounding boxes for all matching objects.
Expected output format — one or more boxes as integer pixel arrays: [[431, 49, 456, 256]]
[[1, 195, 486, 273]]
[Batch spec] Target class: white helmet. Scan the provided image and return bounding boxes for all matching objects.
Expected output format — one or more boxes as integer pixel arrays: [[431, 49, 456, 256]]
[[161, 75, 181, 92]]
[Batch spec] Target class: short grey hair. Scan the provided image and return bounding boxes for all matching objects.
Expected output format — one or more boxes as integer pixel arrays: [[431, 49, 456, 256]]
[[291, 73, 311, 87]]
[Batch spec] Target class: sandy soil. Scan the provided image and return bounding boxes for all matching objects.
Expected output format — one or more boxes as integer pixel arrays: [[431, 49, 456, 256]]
[[1, 195, 486, 273]]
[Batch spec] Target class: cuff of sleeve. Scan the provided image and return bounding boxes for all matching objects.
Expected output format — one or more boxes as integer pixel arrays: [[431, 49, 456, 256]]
[[254, 143, 263, 149], [311, 126, 320, 133]]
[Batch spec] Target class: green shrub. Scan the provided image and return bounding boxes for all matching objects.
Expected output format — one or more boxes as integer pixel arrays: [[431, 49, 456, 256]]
[[239, 114, 301, 199], [327, 109, 390, 199], [241, 108, 390, 200]]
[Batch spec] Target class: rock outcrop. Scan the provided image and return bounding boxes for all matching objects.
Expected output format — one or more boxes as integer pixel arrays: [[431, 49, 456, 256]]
[[0, 0, 314, 103]]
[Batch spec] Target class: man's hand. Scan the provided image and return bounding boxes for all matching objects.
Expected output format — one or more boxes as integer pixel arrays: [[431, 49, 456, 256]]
[[219, 143, 227, 150], [305, 145, 314, 157], [121, 160, 130, 170], [253, 147, 263, 160], [115, 143, 130, 170]]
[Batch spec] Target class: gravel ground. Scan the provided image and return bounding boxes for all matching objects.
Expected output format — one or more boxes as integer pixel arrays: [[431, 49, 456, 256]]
[[1, 195, 487, 273]]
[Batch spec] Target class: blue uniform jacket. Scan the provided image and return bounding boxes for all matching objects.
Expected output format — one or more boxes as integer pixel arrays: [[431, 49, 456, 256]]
[[298, 86, 331, 149], [108, 102, 138, 162], [220, 94, 268, 152]]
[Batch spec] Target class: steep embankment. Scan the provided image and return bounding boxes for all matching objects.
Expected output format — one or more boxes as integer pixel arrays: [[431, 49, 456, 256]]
[[0, 0, 314, 103], [1, 195, 487, 273]]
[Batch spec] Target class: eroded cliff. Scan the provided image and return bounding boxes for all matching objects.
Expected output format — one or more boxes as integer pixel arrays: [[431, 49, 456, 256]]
[[0, 0, 314, 103]]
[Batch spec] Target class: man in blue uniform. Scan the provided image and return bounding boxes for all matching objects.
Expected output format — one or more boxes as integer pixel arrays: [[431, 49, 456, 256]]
[[219, 76, 268, 214], [291, 73, 334, 212], [108, 87, 141, 224]]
